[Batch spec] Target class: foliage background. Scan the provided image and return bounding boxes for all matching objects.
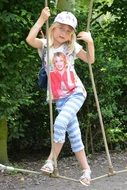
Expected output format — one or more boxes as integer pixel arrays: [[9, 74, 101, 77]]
[[0, 0, 127, 157]]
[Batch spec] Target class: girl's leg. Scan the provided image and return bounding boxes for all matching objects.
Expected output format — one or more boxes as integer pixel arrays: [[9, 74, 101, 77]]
[[41, 93, 85, 172], [75, 149, 90, 170], [40, 142, 64, 173], [49, 93, 85, 159], [47, 142, 63, 160], [67, 116, 91, 186], [67, 117, 90, 170], [54, 93, 85, 145]]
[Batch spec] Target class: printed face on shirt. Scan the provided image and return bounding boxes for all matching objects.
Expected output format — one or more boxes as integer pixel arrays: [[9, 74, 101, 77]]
[[52, 52, 67, 71], [53, 24, 74, 44]]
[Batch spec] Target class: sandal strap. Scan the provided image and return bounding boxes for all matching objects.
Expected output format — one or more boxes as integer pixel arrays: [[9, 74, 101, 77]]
[[45, 160, 54, 165], [41, 160, 54, 173], [80, 169, 91, 180]]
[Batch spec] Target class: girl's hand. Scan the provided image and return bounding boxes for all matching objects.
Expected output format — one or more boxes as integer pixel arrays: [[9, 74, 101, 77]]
[[77, 31, 93, 43], [39, 7, 51, 23]]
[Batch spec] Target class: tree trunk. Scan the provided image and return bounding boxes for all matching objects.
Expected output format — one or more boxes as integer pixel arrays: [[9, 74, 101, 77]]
[[0, 116, 8, 163], [56, 0, 89, 12], [57, 0, 75, 12]]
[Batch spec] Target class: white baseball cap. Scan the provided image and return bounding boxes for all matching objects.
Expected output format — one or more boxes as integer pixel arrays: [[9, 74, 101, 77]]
[[54, 11, 77, 30]]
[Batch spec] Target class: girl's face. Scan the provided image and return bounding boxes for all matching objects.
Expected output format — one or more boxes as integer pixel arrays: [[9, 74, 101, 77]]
[[54, 56, 65, 71], [53, 24, 74, 47]]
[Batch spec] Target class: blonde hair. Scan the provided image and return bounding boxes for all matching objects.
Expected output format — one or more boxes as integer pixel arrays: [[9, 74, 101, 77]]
[[48, 22, 76, 54]]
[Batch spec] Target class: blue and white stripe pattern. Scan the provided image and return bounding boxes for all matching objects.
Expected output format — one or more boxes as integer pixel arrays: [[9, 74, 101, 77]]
[[54, 92, 86, 152]]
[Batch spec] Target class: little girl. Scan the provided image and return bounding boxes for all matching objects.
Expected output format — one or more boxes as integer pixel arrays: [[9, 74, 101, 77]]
[[26, 7, 95, 186]]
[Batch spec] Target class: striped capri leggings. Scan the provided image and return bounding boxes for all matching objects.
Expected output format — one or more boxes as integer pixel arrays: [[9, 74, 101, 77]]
[[54, 92, 86, 153]]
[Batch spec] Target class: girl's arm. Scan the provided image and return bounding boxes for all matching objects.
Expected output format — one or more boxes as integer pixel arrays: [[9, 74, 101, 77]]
[[76, 31, 95, 64], [26, 7, 50, 49]]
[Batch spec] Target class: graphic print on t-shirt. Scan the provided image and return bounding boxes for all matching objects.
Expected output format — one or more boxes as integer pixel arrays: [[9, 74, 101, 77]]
[[50, 52, 76, 99]]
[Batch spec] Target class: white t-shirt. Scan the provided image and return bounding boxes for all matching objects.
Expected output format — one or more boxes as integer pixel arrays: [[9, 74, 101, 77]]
[[38, 39, 87, 100]]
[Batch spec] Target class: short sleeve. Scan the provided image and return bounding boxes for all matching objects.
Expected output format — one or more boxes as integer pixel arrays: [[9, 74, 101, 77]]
[[74, 41, 82, 55], [38, 38, 47, 59]]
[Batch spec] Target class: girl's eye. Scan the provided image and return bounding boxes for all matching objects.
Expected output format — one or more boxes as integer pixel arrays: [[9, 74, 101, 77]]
[[58, 26, 73, 35], [67, 30, 72, 34], [59, 27, 63, 30]]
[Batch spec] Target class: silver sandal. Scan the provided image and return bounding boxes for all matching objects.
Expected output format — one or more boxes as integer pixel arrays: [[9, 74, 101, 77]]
[[40, 160, 54, 174], [80, 169, 91, 186]]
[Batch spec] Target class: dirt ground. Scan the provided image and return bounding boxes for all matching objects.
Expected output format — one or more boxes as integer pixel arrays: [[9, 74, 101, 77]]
[[0, 151, 127, 190]]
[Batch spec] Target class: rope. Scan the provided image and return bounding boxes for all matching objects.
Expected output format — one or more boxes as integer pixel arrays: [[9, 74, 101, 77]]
[[86, 0, 114, 174], [1, 163, 127, 183], [45, 0, 58, 176]]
